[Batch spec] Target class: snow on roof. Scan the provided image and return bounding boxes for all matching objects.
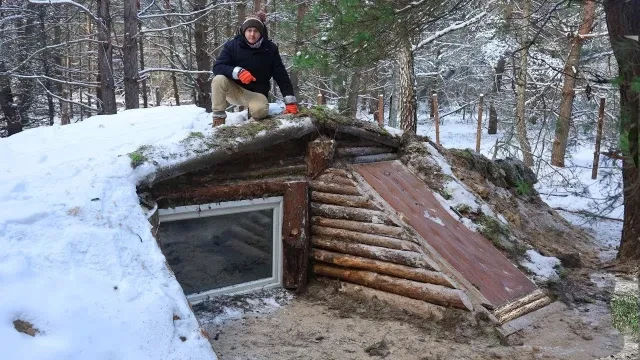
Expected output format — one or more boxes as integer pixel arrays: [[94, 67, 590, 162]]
[[0, 105, 312, 360]]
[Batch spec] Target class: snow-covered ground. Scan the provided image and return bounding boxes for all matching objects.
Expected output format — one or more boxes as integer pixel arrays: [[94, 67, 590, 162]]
[[0, 104, 290, 360], [415, 113, 624, 220], [413, 113, 626, 280]]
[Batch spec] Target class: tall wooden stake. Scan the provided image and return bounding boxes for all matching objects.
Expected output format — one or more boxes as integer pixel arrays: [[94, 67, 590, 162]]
[[377, 94, 384, 127], [317, 92, 323, 105], [476, 94, 484, 153], [433, 93, 440, 145], [591, 97, 606, 179]]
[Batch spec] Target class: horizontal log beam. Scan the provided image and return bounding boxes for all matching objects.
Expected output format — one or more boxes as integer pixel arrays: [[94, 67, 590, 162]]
[[336, 146, 394, 158], [311, 217, 406, 238], [322, 168, 354, 179], [310, 202, 395, 225], [313, 263, 472, 310], [498, 296, 553, 324], [155, 180, 292, 206], [310, 181, 361, 196], [312, 225, 419, 252], [311, 192, 379, 210], [330, 124, 401, 148], [349, 153, 399, 164], [312, 249, 454, 288], [493, 289, 546, 318], [204, 164, 307, 182], [312, 237, 432, 269], [315, 173, 358, 187], [142, 118, 316, 187]]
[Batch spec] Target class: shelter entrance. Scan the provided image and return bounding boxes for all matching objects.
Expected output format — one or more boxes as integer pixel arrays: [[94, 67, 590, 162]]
[[157, 197, 283, 303]]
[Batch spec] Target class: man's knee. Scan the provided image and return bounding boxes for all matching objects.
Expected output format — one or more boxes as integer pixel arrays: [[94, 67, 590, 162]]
[[211, 75, 230, 89], [248, 98, 269, 119]]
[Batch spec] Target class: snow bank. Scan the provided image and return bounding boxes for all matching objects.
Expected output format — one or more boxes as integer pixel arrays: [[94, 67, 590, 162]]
[[421, 142, 507, 231], [520, 250, 561, 282], [0, 105, 301, 360]]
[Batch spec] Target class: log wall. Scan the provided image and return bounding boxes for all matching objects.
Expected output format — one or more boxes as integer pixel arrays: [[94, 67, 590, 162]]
[[310, 167, 473, 311]]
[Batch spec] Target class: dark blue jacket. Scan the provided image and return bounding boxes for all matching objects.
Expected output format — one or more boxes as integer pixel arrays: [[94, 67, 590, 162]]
[[212, 35, 295, 100]]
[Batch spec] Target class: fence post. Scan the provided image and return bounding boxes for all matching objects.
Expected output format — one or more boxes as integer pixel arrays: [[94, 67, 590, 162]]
[[433, 93, 440, 146], [591, 97, 606, 179], [476, 94, 484, 153], [377, 94, 384, 127], [317, 92, 323, 106]]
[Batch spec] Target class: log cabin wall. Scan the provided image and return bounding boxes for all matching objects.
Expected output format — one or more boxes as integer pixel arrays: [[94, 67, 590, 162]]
[[309, 166, 474, 311], [143, 127, 471, 312], [148, 137, 313, 291]]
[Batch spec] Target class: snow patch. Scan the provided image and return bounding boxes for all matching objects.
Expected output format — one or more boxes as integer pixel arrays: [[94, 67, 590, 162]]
[[423, 209, 445, 226], [0, 104, 306, 360], [520, 250, 561, 282]]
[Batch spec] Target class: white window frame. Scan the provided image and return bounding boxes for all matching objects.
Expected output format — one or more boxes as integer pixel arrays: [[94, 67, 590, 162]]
[[158, 196, 284, 304]]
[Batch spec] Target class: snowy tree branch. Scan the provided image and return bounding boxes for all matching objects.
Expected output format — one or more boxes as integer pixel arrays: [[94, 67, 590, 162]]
[[28, 0, 99, 23], [35, 79, 99, 112], [412, 11, 487, 52], [4, 74, 99, 88], [138, 2, 236, 19], [139, 68, 211, 76]]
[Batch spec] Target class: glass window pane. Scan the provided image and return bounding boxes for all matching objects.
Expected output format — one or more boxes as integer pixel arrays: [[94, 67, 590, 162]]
[[158, 209, 274, 295]]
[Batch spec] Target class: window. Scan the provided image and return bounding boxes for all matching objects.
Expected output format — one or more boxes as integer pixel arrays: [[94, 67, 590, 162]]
[[157, 197, 283, 303]]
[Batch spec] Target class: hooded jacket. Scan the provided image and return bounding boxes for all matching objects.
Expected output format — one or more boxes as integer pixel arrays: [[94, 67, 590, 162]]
[[212, 34, 296, 103]]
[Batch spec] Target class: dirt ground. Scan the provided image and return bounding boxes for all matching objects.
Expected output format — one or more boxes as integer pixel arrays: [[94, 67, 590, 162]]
[[196, 274, 637, 360]]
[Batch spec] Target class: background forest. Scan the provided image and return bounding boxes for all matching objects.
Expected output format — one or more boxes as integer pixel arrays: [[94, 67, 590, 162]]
[[0, 0, 638, 262]]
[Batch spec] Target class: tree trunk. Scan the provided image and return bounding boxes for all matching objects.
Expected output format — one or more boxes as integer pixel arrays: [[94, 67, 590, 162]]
[[514, 0, 534, 167], [551, 0, 596, 167], [123, 0, 140, 109], [194, 0, 212, 112], [604, 0, 640, 262], [237, 3, 246, 25], [38, 7, 55, 126], [345, 68, 362, 117], [488, 103, 498, 134], [163, 0, 181, 106], [16, 5, 37, 125], [494, 56, 506, 92], [290, 2, 308, 102], [60, 35, 71, 125], [0, 62, 21, 136], [138, 20, 148, 108], [398, 35, 417, 133], [97, 0, 117, 114]]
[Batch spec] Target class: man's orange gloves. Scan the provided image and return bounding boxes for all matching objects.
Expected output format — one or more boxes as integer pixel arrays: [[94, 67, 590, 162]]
[[284, 103, 298, 115], [238, 69, 256, 84]]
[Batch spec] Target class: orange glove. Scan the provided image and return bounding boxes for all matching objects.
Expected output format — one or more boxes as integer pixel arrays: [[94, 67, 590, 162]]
[[283, 103, 298, 115], [238, 69, 256, 84]]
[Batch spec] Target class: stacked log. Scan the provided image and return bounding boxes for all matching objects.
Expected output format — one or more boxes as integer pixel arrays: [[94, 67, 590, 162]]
[[310, 167, 472, 311], [334, 139, 399, 164], [492, 289, 553, 324]]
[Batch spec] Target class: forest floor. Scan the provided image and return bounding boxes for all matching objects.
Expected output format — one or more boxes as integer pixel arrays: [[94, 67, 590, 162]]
[[197, 216, 637, 360], [195, 114, 637, 359]]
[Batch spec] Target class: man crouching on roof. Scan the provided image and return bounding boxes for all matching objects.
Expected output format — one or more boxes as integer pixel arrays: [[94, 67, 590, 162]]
[[210, 11, 298, 127]]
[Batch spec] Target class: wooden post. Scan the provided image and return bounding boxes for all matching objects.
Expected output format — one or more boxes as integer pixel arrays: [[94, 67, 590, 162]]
[[282, 181, 310, 291], [432, 94, 440, 146], [591, 97, 606, 179], [317, 92, 323, 106], [476, 94, 484, 153], [377, 94, 384, 127]]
